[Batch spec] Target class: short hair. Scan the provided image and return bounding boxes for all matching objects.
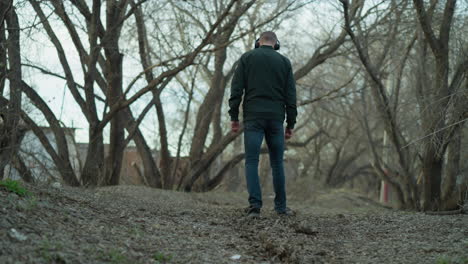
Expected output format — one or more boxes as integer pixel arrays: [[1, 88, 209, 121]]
[[260, 31, 278, 43]]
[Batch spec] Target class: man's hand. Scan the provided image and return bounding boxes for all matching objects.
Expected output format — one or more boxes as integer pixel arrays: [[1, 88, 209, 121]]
[[231, 121, 240, 133], [285, 128, 293, 140]]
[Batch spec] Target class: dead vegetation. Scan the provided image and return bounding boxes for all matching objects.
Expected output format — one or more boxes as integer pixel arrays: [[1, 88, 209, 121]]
[[0, 183, 467, 263]]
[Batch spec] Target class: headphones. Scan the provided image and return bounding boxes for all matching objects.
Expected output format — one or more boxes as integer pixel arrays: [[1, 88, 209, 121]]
[[255, 38, 280, 50]]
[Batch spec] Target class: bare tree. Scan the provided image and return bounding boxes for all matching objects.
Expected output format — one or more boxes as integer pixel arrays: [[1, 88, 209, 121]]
[[341, 0, 467, 210], [0, 1, 25, 181], [177, 0, 360, 191], [24, 0, 237, 187]]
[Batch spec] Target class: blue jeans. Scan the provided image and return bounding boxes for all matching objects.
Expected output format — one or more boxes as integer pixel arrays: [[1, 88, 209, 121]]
[[244, 119, 287, 213]]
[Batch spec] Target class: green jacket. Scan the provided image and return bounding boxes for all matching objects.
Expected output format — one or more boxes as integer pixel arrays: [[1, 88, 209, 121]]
[[228, 45, 297, 129]]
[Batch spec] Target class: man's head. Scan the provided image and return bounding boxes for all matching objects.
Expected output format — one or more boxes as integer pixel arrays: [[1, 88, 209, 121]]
[[259, 31, 278, 46], [256, 31, 280, 50]]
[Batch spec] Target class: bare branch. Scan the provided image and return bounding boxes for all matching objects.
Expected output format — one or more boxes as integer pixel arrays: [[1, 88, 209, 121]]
[[412, 0, 441, 53], [298, 71, 358, 106], [97, 0, 239, 134], [28, 0, 89, 120], [21, 63, 105, 102], [439, 0, 457, 48], [286, 130, 324, 148]]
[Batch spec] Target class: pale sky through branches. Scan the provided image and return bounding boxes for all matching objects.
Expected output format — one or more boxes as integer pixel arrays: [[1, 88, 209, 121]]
[[18, 1, 351, 152]]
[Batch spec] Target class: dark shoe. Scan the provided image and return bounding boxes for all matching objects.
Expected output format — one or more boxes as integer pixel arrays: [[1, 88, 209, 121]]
[[244, 206, 260, 218], [277, 207, 295, 216]]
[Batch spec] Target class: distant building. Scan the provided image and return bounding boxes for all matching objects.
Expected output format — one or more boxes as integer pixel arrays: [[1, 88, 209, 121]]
[[4, 127, 81, 183], [76, 143, 158, 185], [5, 126, 156, 185]]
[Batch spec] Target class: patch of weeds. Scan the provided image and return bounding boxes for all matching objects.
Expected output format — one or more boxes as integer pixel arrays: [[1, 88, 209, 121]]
[[36, 239, 65, 263], [153, 252, 172, 263], [437, 256, 451, 264], [455, 256, 468, 264], [0, 179, 30, 196], [436, 255, 468, 264], [129, 225, 144, 238], [99, 248, 130, 264], [16, 196, 38, 211]]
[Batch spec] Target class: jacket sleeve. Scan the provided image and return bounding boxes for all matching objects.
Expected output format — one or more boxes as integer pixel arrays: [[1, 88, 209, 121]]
[[228, 58, 245, 121], [285, 63, 297, 129]]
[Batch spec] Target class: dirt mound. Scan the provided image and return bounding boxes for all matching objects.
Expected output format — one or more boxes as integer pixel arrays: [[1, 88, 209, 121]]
[[1, 183, 467, 263]]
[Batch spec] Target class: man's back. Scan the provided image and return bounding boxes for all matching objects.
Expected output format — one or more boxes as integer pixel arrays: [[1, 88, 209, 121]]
[[229, 45, 297, 129]]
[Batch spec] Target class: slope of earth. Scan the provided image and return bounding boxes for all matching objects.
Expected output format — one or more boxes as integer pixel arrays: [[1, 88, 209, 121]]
[[0, 183, 467, 264]]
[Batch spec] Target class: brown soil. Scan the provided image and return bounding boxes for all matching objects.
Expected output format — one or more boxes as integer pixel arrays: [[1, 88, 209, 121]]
[[1, 183, 467, 263]]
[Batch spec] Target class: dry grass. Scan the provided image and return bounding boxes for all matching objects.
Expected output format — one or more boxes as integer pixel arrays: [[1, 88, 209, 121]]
[[0, 183, 466, 263]]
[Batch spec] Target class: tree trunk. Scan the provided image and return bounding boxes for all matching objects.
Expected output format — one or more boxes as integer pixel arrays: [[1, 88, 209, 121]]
[[81, 126, 104, 186], [0, 13, 7, 180], [211, 82, 225, 145], [412, 0, 457, 211], [187, 1, 252, 173], [100, 0, 129, 186], [0, 17, 6, 95], [185, 35, 233, 191], [12, 152, 34, 183], [441, 128, 461, 210], [420, 57, 450, 211], [185, 131, 240, 191], [133, 4, 168, 188], [104, 51, 125, 186], [0, 4, 22, 179], [20, 81, 80, 185], [153, 95, 172, 189], [122, 108, 162, 188], [189, 47, 227, 165], [212, 101, 223, 144], [421, 146, 443, 210]]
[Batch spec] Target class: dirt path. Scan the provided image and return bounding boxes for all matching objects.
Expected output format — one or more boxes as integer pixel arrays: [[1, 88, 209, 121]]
[[1, 184, 467, 263]]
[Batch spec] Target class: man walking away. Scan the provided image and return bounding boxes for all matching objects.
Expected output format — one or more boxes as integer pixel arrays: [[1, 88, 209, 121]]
[[228, 31, 297, 218]]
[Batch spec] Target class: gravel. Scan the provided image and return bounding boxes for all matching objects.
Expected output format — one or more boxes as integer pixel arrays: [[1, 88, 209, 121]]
[[0, 183, 466, 264]]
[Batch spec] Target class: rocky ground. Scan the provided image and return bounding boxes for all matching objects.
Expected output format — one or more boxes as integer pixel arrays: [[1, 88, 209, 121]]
[[0, 183, 467, 264]]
